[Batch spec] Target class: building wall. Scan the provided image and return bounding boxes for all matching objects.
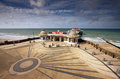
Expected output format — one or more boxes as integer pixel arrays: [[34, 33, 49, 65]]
[[40, 37, 47, 41]]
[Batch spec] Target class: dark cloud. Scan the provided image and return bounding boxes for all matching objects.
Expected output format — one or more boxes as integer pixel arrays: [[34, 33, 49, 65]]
[[0, 0, 120, 28], [0, 0, 30, 8]]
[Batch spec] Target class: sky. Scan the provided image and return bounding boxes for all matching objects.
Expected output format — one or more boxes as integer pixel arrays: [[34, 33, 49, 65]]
[[0, 0, 120, 28]]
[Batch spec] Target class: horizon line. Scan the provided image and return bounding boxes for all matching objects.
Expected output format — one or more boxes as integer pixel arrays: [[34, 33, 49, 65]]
[[0, 27, 120, 29]]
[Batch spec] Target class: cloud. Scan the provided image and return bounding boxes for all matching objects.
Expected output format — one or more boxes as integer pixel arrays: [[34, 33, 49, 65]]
[[46, 0, 72, 9], [0, 1, 73, 16], [4, 0, 25, 3], [74, 0, 100, 11], [0, 0, 120, 28], [30, 8, 73, 15], [30, 0, 45, 7], [0, 15, 88, 28]]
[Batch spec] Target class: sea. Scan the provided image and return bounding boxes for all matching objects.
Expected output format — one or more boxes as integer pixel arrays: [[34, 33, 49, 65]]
[[0, 28, 120, 47]]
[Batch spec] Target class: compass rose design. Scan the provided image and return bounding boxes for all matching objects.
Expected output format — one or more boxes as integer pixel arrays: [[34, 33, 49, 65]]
[[7, 42, 106, 79]]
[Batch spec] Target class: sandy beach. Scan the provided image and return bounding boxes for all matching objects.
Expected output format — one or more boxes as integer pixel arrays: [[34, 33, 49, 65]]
[[0, 39, 120, 79], [0, 39, 9, 43]]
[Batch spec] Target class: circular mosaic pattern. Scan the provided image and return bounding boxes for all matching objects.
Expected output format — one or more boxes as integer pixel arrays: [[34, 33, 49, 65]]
[[9, 57, 41, 75], [20, 60, 33, 68]]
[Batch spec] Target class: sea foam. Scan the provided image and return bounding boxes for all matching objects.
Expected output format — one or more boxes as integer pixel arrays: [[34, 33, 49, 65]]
[[0, 33, 29, 40], [82, 37, 120, 48], [109, 40, 120, 48], [82, 37, 107, 44]]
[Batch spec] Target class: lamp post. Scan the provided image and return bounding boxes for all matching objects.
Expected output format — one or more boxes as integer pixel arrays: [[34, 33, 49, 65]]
[[33, 32, 35, 43], [33, 32, 34, 38]]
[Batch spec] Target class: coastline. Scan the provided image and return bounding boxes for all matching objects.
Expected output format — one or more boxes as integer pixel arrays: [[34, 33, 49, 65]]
[[106, 40, 120, 49], [0, 39, 120, 79], [0, 28, 120, 79], [0, 37, 120, 59], [85, 40, 120, 59], [0, 39, 11, 43], [0, 37, 40, 45]]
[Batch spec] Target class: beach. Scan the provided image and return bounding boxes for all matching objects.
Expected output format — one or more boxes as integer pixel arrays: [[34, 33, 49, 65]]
[[0, 39, 10, 43], [0, 28, 120, 79], [0, 28, 120, 47], [0, 0, 120, 78], [0, 39, 120, 79]]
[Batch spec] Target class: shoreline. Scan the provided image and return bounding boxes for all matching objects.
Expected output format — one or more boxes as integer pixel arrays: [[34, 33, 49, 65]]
[[0, 40, 120, 79], [0, 37, 40, 45], [106, 40, 120, 49], [85, 40, 120, 59], [0, 37, 120, 59]]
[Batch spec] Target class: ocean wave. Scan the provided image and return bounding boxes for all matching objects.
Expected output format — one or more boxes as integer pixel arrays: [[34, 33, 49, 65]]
[[0, 32, 120, 47], [82, 37, 107, 43], [109, 40, 120, 47], [0, 33, 30, 40], [82, 37, 120, 47]]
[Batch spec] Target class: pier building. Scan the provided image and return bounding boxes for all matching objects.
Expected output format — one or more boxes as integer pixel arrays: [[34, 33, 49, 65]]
[[39, 28, 83, 44]]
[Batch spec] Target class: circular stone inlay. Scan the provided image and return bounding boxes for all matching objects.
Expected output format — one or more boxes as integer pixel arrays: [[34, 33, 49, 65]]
[[20, 60, 33, 68], [9, 57, 41, 75]]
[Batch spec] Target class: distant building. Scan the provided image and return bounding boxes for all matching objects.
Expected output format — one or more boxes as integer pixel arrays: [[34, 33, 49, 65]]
[[39, 28, 83, 44], [39, 29, 47, 41]]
